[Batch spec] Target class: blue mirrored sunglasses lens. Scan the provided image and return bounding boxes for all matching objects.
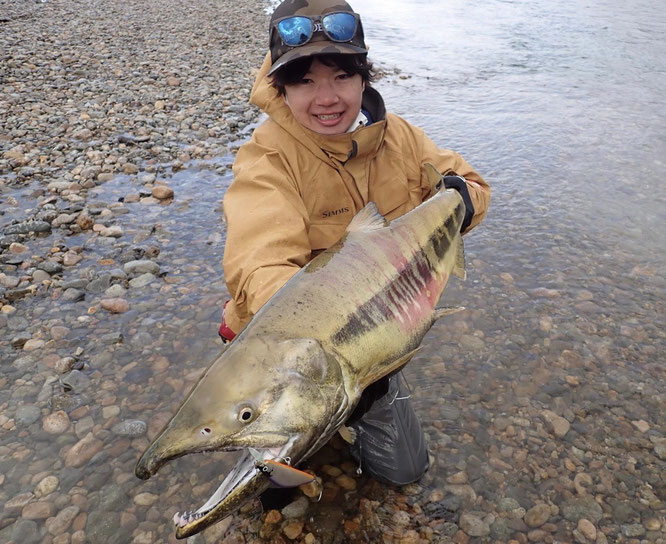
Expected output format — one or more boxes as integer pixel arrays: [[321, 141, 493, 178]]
[[278, 17, 313, 46], [322, 13, 356, 41]]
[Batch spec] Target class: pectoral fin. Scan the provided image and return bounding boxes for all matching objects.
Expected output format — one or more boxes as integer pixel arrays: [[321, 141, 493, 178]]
[[452, 237, 466, 280], [358, 347, 421, 391]]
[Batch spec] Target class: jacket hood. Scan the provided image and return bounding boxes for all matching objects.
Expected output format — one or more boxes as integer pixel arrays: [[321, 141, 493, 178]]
[[249, 53, 387, 163]]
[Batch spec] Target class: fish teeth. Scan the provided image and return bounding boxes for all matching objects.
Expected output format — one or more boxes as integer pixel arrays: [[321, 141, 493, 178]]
[[173, 510, 207, 527]]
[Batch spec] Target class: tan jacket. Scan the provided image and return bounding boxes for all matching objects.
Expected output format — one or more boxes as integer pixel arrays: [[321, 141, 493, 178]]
[[222, 54, 491, 334]]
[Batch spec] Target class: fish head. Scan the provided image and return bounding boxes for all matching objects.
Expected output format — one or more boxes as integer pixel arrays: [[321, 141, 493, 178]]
[[135, 334, 349, 538]]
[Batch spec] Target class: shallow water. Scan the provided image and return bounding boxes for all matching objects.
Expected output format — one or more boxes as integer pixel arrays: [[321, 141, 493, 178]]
[[1, 0, 664, 542]]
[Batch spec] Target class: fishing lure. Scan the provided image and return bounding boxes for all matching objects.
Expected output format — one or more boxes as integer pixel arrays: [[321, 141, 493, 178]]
[[248, 448, 315, 488]]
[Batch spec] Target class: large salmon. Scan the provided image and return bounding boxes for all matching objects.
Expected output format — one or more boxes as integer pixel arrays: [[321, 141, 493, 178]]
[[135, 164, 467, 538]]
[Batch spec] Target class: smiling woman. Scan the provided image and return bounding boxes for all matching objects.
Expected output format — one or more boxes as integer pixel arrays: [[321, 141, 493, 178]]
[[275, 56, 368, 135], [219, 0, 490, 503]]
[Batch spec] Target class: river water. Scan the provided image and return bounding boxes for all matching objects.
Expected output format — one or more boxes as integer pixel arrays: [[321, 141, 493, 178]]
[[1, 0, 664, 542]]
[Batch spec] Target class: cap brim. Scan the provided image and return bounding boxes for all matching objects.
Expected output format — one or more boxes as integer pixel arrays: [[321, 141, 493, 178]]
[[267, 41, 368, 76]]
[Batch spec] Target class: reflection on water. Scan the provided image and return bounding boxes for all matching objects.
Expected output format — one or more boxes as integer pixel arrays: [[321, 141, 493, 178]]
[[1, 0, 665, 542]]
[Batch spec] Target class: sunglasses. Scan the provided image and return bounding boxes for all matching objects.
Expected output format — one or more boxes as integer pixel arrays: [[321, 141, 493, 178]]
[[273, 12, 358, 47]]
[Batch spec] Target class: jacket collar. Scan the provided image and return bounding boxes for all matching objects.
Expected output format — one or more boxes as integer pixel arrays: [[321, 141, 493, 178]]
[[250, 53, 387, 164]]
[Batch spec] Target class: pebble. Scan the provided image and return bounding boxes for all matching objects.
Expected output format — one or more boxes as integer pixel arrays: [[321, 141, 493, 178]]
[[123, 259, 160, 276], [459, 512, 491, 537], [100, 298, 130, 313], [42, 410, 71, 433], [46, 505, 80, 535], [541, 409, 571, 437], [152, 185, 174, 199], [64, 433, 104, 467], [134, 493, 159, 506], [283, 520, 304, 539], [22, 500, 55, 519], [335, 474, 357, 490], [111, 419, 147, 436], [265, 510, 282, 524], [631, 419, 649, 433], [577, 519, 596, 541], [35, 475, 59, 497], [524, 504, 551, 528]]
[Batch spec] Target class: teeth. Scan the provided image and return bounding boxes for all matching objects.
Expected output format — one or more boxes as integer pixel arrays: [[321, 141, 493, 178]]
[[173, 509, 208, 528], [317, 113, 340, 120]]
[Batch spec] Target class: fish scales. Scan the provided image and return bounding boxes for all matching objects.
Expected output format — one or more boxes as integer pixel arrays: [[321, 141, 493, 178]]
[[252, 192, 466, 374]]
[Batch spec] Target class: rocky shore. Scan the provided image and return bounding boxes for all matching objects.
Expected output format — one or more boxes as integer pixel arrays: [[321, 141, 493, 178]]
[[1, 1, 665, 544]]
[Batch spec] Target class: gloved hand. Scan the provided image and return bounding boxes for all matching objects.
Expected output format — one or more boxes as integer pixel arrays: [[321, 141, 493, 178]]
[[437, 175, 475, 232], [218, 300, 236, 343]]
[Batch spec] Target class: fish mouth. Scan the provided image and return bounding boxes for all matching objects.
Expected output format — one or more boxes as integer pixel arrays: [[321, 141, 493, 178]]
[[172, 439, 297, 539]]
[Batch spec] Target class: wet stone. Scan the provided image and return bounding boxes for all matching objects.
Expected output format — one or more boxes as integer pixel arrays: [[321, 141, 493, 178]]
[[22, 500, 55, 519], [87, 275, 112, 293], [459, 512, 490, 537], [111, 419, 147, 436], [524, 503, 551, 528], [129, 272, 156, 288], [562, 497, 603, 523], [281, 496, 309, 519], [498, 497, 521, 511], [62, 288, 85, 302], [100, 298, 130, 313], [490, 518, 513, 540], [43, 410, 71, 433], [100, 332, 124, 344], [4, 220, 51, 235], [8, 519, 41, 544], [16, 404, 41, 426], [86, 510, 128, 544], [61, 370, 91, 392], [34, 475, 59, 499], [123, 259, 160, 276], [621, 523, 645, 537]]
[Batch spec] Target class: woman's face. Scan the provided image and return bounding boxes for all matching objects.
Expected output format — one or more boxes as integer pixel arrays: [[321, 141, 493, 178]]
[[283, 58, 365, 135]]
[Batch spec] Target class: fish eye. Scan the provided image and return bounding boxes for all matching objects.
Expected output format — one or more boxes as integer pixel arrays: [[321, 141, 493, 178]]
[[200, 427, 212, 436], [238, 406, 255, 424]]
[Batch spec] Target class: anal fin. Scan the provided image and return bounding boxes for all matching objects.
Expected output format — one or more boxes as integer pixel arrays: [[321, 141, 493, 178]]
[[434, 306, 465, 320], [338, 426, 357, 444]]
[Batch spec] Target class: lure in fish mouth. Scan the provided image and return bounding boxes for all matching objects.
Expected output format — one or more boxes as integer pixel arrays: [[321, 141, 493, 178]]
[[169, 443, 304, 538], [134, 336, 351, 539]]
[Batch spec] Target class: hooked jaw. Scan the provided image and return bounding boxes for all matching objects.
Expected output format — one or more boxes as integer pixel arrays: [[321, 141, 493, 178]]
[[171, 440, 298, 539], [135, 433, 302, 539]]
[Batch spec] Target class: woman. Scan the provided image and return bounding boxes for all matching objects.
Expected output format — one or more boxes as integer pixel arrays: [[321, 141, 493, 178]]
[[220, 0, 490, 486]]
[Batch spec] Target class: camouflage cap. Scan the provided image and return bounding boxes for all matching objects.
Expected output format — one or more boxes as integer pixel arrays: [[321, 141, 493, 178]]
[[268, 0, 368, 76]]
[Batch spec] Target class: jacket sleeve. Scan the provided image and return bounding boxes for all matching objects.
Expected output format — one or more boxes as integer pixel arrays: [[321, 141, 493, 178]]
[[419, 131, 491, 233], [222, 139, 311, 334]]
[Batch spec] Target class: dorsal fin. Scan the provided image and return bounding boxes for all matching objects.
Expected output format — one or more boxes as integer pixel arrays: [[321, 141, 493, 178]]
[[345, 202, 388, 233], [424, 162, 444, 192]]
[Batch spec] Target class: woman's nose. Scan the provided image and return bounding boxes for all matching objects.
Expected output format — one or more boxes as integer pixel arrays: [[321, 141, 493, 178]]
[[314, 82, 338, 106]]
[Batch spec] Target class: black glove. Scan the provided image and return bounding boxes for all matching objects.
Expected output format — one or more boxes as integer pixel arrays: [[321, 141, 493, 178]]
[[437, 175, 475, 232]]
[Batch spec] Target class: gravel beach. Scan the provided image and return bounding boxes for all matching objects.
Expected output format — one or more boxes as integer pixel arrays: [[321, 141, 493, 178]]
[[1, 0, 665, 543]]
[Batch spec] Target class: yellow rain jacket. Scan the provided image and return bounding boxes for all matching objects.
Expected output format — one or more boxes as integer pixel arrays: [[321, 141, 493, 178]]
[[222, 54, 491, 334]]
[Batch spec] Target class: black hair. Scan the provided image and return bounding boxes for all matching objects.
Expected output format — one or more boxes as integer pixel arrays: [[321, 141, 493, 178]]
[[271, 53, 376, 96]]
